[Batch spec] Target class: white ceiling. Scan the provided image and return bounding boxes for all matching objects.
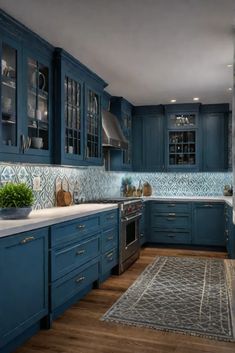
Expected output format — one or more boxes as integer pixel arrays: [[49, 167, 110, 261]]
[[0, 0, 234, 105]]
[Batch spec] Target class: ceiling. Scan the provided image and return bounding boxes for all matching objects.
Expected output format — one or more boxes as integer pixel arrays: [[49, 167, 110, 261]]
[[0, 0, 234, 105]]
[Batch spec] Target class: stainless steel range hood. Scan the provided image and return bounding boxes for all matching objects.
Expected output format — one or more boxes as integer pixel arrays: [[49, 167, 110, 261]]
[[102, 110, 128, 150]]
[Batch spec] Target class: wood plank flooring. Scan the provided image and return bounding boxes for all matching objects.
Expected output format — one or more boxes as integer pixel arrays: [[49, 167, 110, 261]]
[[15, 247, 235, 353]]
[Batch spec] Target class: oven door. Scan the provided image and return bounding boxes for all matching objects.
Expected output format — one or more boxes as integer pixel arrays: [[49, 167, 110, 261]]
[[121, 212, 142, 262]]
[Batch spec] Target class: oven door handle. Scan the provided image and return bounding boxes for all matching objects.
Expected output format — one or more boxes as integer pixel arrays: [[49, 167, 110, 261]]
[[123, 213, 142, 222]]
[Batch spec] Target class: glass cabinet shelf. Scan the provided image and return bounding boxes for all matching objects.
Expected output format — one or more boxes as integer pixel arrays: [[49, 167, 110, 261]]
[[169, 130, 196, 166]]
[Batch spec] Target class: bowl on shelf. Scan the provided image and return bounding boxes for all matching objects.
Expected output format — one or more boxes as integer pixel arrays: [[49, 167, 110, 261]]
[[31, 137, 43, 149]]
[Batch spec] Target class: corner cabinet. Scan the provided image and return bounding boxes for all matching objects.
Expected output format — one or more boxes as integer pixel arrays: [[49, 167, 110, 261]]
[[109, 97, 133, 171], [0, 11, 54, 164], [54, 48, 107, 166]]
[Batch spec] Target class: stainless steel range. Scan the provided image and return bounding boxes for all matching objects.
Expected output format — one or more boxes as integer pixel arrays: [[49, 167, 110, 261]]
[[89, 197, 143, 274]]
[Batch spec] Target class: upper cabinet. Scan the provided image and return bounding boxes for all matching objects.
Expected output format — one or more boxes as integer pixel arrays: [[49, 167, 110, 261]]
[[109, 97, 133, 171], [54, 49, 106, 166], [0, 11, 54, 164], [132, 105, 165, 172], [201, 104, 229, 171], [165, 104, 200, 171]]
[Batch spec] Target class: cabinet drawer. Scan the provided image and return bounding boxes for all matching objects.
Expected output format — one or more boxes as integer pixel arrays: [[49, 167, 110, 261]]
[[151, 214, 190, 229], [51, 235, 100, 281], [51, 215, 100, 247], [102, 227, 118, 253], [150, 230, 191, 244], [51, 260, 99, 310], [101, 248, 118, 274], [151, 202, 190, 213], [101, 210, 118, 227]]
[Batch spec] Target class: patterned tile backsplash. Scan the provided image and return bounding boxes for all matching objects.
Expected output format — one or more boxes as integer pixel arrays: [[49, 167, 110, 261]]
[[0, 163, 232, 209]]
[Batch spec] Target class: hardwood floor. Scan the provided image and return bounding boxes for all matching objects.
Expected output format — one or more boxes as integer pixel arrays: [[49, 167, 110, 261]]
[[16, 247, 235, 353]]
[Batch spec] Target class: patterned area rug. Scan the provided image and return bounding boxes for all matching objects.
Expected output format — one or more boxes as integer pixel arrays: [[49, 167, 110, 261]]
[[102, 256, 234, 341]]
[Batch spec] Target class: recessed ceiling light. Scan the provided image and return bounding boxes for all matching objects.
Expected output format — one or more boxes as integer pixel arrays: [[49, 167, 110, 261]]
[[170, 99, 176, 103], [228, 87, 232, 91], [193, 97, 199, 101], [227, 64, 233, 68]]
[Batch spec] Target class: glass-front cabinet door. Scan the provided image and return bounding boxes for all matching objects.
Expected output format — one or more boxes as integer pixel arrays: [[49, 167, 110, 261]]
[[0, 39, 20, 154], [27, 58, 49, 151], [85, 87, 101, 161], [64, 76, 82, 158], [167, 112, 198, 170]]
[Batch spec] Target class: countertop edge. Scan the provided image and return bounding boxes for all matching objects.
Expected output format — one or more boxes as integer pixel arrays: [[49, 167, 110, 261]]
[[0, 204, 118, 239]]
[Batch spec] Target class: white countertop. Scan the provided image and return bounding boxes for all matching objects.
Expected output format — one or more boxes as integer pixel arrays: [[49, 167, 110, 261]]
[[0, 196, 233, 239], [142, 195, 233, 206], [0, 204, 118, 239]]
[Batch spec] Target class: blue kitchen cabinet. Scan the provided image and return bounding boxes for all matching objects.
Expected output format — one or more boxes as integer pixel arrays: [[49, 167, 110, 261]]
[[192, 202, 225, 246], [225, 204, 235, 259], [54, 48, 107, 167], [149, 201, 192, 244], [201, 105, 229, 171], [0, 10, 54, 164], [132, 105, 165, 171], [0, 228, 48, 352], [109, 97, 133, 171], [140, 202, 147, 246], [165, 104, 200, 171]]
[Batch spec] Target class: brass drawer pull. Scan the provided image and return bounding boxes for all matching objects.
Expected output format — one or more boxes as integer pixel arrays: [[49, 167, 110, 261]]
[[140, 233, 144, 238], [168, 204, 176, 207], [107, 235, 114, 240], [204, 204, 213, 208], [167, 218, 176, 221], [168, 234, 176, 237], [20, 236, 35, 244], [77, 224, 86, 229], [168, 213, 176, 216], [76, 276, 85, 283], [76, 249, 86, 255], [225, 230, 229, 235], [107, 252, 114, 261]]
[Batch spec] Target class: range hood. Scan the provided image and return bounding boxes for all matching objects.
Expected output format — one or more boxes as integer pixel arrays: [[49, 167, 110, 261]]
[[102, 110, 128, 150]]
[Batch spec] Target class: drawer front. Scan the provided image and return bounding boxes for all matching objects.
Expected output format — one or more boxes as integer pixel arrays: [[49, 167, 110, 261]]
[[102, 227, 118, 253], [51, 236, 100, 281], [101, 210, 118, 227], [150, 230, 191, 244], [101, 248, 118, 274], [151, 214, 190, 229], [51, 260, 99, 310], [51, 215, 100, 247], [151, 202, 191, 214]]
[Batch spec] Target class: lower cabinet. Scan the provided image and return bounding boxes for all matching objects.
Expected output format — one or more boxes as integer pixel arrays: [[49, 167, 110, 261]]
[[0, 228, 48, 352], [148, 201, 226, 248], [140, 202, 147, 246], [192, 202, 225, 246], [225, 204, 235, 258], [50, 209, 119, 319]]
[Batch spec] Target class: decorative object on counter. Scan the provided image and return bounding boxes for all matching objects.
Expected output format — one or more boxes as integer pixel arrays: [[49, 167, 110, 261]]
[[102, 256, 234, 341], [223, 185, 233, 196], [56, 177, 72, 207], [136, 180, 143, 197], [0, 182, 34, 219], [143, 182, 152, 196], [73, 181, 80, 204], [121, 177, 133, 197]]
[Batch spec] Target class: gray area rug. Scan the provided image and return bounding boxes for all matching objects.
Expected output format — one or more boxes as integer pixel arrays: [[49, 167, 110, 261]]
[[102, 256, 234, 341]]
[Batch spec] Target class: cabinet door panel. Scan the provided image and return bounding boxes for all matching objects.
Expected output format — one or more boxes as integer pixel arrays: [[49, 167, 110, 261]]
[[0, 228, 48, 348], [203, 113, 227, 171], [132, 117, 143, 171], [193, 203, 225, 246], [143, 115, 164, 171]]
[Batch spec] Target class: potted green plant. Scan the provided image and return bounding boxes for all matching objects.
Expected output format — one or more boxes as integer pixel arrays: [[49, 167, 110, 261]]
[[0, 182, 34, 219]]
